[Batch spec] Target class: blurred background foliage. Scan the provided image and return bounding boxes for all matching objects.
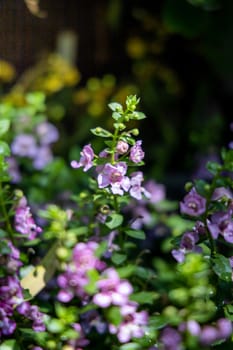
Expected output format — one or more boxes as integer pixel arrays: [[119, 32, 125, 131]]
[[1, 0, 233, 197]]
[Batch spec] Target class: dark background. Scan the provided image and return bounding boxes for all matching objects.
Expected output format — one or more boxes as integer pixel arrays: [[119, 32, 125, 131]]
[[1, 0, 233, 197]]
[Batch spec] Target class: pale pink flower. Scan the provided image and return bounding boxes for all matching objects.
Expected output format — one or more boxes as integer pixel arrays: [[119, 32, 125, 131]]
[[93, 268, 133, 308], [129, 140, 144, 163], [71, 144, 94, 172]]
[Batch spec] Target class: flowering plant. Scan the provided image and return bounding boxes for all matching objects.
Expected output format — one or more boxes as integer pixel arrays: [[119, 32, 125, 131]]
[[0, 93, 233, 350]]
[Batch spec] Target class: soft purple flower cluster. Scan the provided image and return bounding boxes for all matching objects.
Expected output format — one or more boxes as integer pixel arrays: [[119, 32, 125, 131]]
[[0, 240, 45, 338], [57, 241, 106, 302], [71, 141, 149, 200], [159, 318, 232, 350], [57, 241, 148, 344], [9, 120, 59, 177], [173, 186, 233, 262], [14, 196, 42, 240]]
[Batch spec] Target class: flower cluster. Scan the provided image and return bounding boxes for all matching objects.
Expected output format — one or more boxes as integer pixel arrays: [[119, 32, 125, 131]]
[[0, 240, 45, 339], [9, 119, 59, 180], [57, 241, 149, 344], [14, 195, 42, 240]]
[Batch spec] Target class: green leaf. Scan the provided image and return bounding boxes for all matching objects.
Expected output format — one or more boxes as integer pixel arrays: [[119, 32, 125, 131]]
[[106, 306, 122, 326], [111, 252, 127, 265], [84, 269, 99, 294], [108, 102, 123, 112], [46, 318, 64, 333], [212, 254, 232, 282], [117, 264, 135, 278], [112, 111, 122, 120], [206, 160, 222, 175], [224, 304, 233, 321], [0, 119, 10, 136], [119, 343, 141, 350], [0, 340, 20, 350], [125, 229, 146, 240], [105, 213, 123, 229], [91, 127, 113, 138], [0, 141, 10, 156], [130, 111, 146, 120], [130, 291, 159, 304]]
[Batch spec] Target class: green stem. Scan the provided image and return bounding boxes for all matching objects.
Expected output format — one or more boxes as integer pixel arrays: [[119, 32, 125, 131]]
[[0, 181, 14, 242]]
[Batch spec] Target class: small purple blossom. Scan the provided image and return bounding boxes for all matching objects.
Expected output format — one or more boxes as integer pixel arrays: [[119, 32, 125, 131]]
[[6, 157, 21, 183], [116, 140, 129, 155], [71, 144, 94, 172], [159, 326, 182, 350], [130, 140, 144, 163], [93, 268, 133, 308], [97, 162, 130, 195], [129, 172, 150, 200], [144, 180, 166, 204], [180, 188, 206, 217], [11, 134, 38, 158], [14, 196, 42, 240], [109, 301, 148, 343], [171, 231, 201, 263], [212, 187, 233, 201], [33, 146, 53, 169], [207, 209, 233, 243], [36, 121, 59, 145]]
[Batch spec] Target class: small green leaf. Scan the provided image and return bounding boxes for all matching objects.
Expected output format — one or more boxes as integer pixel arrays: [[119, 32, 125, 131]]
[[130, 111, 146, 120], [112, 111, 122, 120], [84, 269, 99, 294], [105, 213, 123, 229], [0, 119, 10, 136], [106, 306, 122, 326], [212, 254, 232, 282], [46, 318, 64, 333], [111, 252, 127, 265], [0, 141, 10, 156], [130, 291, 159, 304], [119, 343, 141, 350], [108, 102, 123, 112], [0, 339, 20, 350], [125, 229, 146, 240], [91, 127, 113, 138]]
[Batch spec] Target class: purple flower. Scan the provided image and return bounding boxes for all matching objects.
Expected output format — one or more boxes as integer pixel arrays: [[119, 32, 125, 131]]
[[172, 231, 201, 263], [97, 162, 130, 195], [180, 188, 206, 217], [212, 187, 233, 201], [71, 144, 94, 172], [207, 209, 233, 242], [72, 241, 106, 272], [130, 140, 144, 163], [116, 140, 129, 155], [66, 323, 90, 348], [57, 241, 106, 303], [159, 327, 182, 350], [36, 121, 59, 145], [144, 180, 166, 204], [11, 134, 38, 158], [33, 146, 53, 169], [14, 196, 42, 240], [129, 172, 150, 200], [6, 157, 21, 183], [17, 302, 46, 332], [93, 268, 133, 308], [109, 302, 148, 343]]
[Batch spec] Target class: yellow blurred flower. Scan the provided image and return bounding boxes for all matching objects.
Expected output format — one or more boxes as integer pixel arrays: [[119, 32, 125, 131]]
[[0, 60, 16, 83], [126, 37, 147, 59]]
